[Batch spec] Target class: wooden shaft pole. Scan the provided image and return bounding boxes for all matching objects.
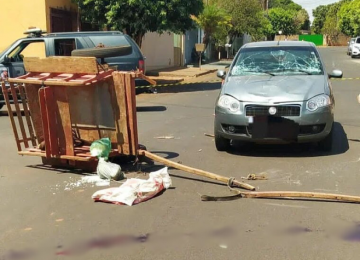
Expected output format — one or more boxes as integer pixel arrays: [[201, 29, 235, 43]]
[[139, 150, 255, 191], [241, 191, 360, 203]]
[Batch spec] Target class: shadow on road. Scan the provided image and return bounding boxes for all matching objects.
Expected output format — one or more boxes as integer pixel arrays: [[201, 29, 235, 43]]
[[137, 82, 221, 95], [227, 122, 349, 158], [136, 106, 167, 112]]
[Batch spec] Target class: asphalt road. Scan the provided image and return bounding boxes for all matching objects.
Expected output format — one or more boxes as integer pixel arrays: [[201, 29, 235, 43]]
[[1, 47, 360, 260]]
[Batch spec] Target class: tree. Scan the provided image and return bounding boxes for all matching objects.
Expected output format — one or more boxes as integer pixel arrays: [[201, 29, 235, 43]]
[[268, 0, 301, 11], [190, 4, 232, 48], [268, 8, 297, 36], [312, 5, 330, 34], [338, 0, 360, 37], [219, 0, 271, 41], [74, 0, 204, 47], [295, 9, 310, 31]]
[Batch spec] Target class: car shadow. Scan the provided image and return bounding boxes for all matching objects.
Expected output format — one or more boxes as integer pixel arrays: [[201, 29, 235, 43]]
[[137, 82, 221, 95], [226, 122, 349, 158], [136, 106, 167, 112]]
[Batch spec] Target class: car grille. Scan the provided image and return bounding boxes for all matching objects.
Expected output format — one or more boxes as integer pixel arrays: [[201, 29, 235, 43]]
[[245, 105, 301, 117]]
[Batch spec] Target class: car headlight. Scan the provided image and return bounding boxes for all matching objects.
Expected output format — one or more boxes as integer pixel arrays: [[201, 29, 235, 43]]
[[217, 95, 241, 113], [306, 95, 331, 112]]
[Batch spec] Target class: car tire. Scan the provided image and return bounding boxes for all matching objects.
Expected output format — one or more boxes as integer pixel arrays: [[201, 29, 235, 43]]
[[318, 127, 333, 152], [0, 104, 3, 110], [215, 133, 231, 151], [71, 45, 132, 59], [351, 54, 355, 59]]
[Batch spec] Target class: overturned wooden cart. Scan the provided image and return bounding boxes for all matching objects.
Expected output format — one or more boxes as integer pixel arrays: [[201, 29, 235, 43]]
[[2, 56, 155, 171]]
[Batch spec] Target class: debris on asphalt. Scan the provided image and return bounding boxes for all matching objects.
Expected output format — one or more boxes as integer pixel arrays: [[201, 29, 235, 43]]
[[204, 133, 215, 138], [139, 149, 255, 191], [154, 136, 175, 139], [92, 167, 171, 206], [201, 189, 360, 204], [62, 175, 111, 191], [97, 158, 125, 181], [198, 149, 202, 152], [241, 173, 268, 180]]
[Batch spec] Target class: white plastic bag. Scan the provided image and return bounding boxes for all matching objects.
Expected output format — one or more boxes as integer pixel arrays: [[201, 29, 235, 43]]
[[97, 158, 124, 181], [92, 167, 171, 206]]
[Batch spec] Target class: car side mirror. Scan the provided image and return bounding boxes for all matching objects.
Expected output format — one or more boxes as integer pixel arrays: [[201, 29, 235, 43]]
[[1, 55, 10, 64], [217, 70, 226, 79], [328, 69, 343, 79]]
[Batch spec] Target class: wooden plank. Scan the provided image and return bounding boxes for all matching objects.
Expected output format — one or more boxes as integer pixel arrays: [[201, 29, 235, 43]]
[[1, 82, 21, 151], [39, 88, 51, 158], [18, 151, 94, 162], [18, 84, 37, 147], [111, 73, 130, 154], [125, 73, 139, 155], [24, 84, 44, 143], [24, 57, 99, 74], [44, 87, 59, 156], [140, 150, 255, 191], [10, 83, 29, 148], [52, 86, 74, 156]]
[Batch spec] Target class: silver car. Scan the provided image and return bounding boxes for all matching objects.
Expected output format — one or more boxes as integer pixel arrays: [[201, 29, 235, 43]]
[[214, 41, 343, 152], [347, 38, 356, 56]]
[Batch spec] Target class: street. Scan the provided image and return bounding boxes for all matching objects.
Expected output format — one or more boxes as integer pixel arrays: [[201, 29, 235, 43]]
[[2, 47, 360, 259]]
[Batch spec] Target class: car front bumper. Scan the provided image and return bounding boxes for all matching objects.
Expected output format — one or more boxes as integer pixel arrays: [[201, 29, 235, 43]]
[[215, 102, 334, 144], [352, 48, 360, 56]]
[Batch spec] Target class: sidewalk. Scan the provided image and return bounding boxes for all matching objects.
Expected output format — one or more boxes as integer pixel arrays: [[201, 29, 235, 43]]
[[146, 60, 232, 84]]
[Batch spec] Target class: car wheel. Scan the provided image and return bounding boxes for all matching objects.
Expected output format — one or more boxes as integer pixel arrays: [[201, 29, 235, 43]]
[[351, 54, 355, 59], [318, 127, 333, 152], [215, 133, 231, 152], [71, 45, 132, 59], [0, 104, 3, 110]]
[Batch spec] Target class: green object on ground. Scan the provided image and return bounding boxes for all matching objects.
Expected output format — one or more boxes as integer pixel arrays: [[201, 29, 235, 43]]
[[90, 138, 111, 160]]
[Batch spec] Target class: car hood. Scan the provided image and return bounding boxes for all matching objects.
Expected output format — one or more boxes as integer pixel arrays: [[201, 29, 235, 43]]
[[224, 75, 326, 103]]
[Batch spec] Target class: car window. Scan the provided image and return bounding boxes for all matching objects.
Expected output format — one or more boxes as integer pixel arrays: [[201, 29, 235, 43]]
[[357, 38, 360, 44], [8, 41, 46, 62], [231, 46, 323, 76], [54, 39, 76, 56], [89, 36, 130, 47]]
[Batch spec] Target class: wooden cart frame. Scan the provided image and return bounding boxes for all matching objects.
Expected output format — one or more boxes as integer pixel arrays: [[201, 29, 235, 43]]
[[2, 56, 155, 171]]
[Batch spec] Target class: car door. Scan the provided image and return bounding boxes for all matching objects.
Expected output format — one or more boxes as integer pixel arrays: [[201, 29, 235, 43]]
[[6, 40, 48, 78]]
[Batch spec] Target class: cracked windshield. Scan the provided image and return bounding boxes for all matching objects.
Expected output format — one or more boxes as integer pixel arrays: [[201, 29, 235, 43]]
[[231, 46, 323, 76]]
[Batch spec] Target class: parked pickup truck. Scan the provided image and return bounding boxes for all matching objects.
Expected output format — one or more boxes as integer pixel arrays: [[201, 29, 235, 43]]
[[0, 28, 146, 109]]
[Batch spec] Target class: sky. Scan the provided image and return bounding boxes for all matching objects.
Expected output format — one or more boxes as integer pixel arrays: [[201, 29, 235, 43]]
[[292, 0, 340, 22]]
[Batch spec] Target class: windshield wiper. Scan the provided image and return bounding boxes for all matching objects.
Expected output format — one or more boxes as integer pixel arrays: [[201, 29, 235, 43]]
[[279, 68, 313, 75], [242, 70, 276, 76]]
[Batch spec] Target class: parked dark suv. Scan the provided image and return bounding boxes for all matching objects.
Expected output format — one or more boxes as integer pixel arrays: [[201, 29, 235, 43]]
[[0, 29, 146, 109]]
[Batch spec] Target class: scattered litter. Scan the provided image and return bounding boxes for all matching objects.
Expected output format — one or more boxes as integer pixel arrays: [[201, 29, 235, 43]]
[[198, 149, 202, 152], [154, 136, 175, 139], [97, 158, 125, 181], [219, 244, 227, 249], [241, 173, 268, 180], [204, 133, 215, 138], [23, 228, 32, 231], [90, 138, 111, 160], [81, 176, 111, 187], [56, 219, 64, 222], [92, 167, 171, 206]]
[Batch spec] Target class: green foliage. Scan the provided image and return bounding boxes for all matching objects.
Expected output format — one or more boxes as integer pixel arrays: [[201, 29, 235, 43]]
[[295, 9, 310, 31], [220, 0, 270, 41], [74, 0, 204, 47], [312, 5, 331, 34], [191, 4, 232, 47], [268, 0, 301, 11], [268, 8, 297, 35], [338, 0, 360, 37]]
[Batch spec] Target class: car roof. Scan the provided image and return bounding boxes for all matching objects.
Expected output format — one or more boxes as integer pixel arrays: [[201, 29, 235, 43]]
[[242, 41, 315, 48], [19, 31, 125, 40]]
